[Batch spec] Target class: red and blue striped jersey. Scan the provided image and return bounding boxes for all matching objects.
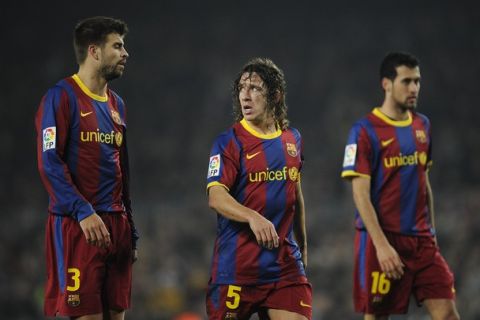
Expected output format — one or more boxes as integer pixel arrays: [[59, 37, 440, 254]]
[[36, 75, 138, 244], [342, 108, 434, 236], [206, 119, 306, 285]]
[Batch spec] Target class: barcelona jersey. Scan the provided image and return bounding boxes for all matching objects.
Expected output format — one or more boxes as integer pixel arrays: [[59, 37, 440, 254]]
[[36, 74, 135, 230], [342, 108, 433, 236], [206, 119, 306, 285]]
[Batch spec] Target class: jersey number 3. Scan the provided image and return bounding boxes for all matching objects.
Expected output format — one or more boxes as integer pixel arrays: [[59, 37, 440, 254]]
[[67, 268, 81, 292]]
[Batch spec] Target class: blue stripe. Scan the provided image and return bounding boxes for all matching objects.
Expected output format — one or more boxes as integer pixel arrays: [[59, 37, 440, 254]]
[[212, 130, 242, 283], [287, 229, 306, 276], [359, 231, 367, 290], [257, 137, 285, 280], [396, 126, 419, 234], [54, 216, 66, 293], [215, 216, 239, 283], [58, 80, 81, 189], [41, 86, 77, 215], [96, 101, 116, 209]]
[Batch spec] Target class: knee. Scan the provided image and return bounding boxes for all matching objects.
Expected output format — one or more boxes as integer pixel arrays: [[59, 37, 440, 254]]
[[443, 311, 460, 320]]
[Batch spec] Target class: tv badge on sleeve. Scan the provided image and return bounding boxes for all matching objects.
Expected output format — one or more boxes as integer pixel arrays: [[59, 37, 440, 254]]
[[343, 144, 357, 167], [43, 127, 56, 151], [208, 154, 221, 178]]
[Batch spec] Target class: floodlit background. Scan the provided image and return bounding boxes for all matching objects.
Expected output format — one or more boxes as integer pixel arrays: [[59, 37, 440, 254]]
[[1, 1, 479, 319]]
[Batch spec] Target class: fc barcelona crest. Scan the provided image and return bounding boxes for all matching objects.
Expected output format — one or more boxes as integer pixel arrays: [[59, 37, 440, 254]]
[[286, 143, 298, 157], [111, 109, 122, 125], [67, 294, 80, 307], [416, 130, 427, 143]]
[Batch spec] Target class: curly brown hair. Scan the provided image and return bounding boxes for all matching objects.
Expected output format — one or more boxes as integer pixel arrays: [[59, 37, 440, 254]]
[[232, 58, 289, 130]]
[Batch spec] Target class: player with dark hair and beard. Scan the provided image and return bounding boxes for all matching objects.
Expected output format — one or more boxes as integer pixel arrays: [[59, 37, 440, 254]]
[[341, 52, 460, 320], [36, 16, 138, 320]]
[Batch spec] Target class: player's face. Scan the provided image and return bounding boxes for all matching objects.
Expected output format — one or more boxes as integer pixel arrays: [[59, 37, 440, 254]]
[[238, 72, 271, 124], [391, 65, 421, 110], [99, 33, 129, 81]]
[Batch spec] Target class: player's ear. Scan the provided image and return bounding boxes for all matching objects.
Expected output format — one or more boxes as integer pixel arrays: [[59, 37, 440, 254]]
[[382, 78, 392, 93], [88, 44, 100, 61]]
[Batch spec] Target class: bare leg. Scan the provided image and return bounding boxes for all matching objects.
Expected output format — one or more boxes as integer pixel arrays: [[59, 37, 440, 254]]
[[267, 308, 308, 320], [364, 314, 389, 320], [424, 299, 460, 320], [72, 314, 103, 320]]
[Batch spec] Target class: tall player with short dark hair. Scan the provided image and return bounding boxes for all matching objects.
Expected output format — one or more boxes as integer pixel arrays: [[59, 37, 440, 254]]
[[206, 58, 312, 320], [36, 16, 138, 320], [342, 52, 460, 319]]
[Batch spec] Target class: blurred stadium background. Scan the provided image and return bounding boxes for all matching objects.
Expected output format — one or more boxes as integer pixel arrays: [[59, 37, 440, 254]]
[[1, 1, 479, 319]]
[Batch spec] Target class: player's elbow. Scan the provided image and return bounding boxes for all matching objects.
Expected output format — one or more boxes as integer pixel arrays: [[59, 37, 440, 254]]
[[208, 194, 220, 211]]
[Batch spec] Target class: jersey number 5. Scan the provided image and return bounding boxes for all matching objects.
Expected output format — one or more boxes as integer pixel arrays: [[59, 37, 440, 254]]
[[67, 268, 81, 292], [226, 285, 241, 309], [371, 271, 391, 294]]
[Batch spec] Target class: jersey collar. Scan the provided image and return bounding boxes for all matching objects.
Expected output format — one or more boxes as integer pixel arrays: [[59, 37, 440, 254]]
[[72, 74, 108, 102], [240, 119, 282, 139], [372, 107, 412, 127]]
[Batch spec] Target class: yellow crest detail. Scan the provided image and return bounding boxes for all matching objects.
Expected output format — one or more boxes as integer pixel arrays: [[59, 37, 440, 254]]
[[115, 132, 123, 147], [288, 167, 299, 181], [67, 294, 80, 307], [286, 143, 297, 157], [416, 130, 427, 143], [111, 109, 122, 125]]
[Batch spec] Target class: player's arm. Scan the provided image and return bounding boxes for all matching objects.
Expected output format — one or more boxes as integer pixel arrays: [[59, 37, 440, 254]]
[[119, 131, 139, 261], [208, 185, 279, 249], [351, 176, 404, 279], [36, 88, 110, 248], [293, 180, 308, 268], [425, 170, 437, 244]]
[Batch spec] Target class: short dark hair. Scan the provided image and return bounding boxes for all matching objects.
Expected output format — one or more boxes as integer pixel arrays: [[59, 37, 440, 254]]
[[380, 52, 419, 81], [232, 58, 289, 130], [74, 16, 128, 64]]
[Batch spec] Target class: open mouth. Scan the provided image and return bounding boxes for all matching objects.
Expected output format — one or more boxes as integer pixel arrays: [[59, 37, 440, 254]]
[[242, 105, 253, 115]]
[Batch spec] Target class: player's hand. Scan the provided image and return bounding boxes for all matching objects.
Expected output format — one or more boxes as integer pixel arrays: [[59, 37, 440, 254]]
[[248, 212, 279, 250], [132, 249, 138, 263], [375, 242, 404, 280], [79, 213, 111, 248]]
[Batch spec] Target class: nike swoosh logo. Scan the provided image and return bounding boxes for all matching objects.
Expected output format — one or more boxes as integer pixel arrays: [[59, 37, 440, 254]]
[[246, 152, 261, 160], [80, 111, 93, 117], [381, 138, 395, 147], [300, 300, 311, 308]]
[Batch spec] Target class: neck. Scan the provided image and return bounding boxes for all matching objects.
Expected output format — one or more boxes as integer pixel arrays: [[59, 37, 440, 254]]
[[245, 118, 277, 135], [380, 98, 410, 121], [76, 66, 108, 97]]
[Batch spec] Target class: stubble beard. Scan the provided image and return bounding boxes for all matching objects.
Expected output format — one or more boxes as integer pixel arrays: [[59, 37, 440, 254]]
[[99, 63, 123, 82]]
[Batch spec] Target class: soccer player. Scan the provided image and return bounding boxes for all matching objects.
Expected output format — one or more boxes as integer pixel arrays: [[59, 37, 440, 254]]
[[35, 16, 139, 320], [206, 58, 312, 320], [341, 52, 460, 320]]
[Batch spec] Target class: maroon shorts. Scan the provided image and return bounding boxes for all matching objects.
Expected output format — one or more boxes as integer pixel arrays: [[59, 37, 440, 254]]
[[354, 230, 455, 315], [44, 213, 133, 317], [206, 277, 312, 319]]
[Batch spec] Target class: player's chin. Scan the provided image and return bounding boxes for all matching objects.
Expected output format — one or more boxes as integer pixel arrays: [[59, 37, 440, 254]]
[[242, 113, 256, 121], [403, 102, 417, 110], [105, 70, 123, 81]]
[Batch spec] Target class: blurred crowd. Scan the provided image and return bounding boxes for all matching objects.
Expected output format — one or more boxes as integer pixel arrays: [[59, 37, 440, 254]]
[[1, 1, 479, 319]]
